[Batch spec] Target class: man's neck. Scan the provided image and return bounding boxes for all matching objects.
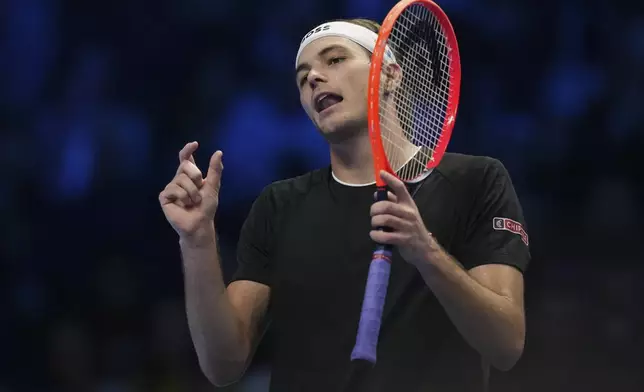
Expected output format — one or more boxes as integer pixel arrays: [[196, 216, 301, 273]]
[[328, 133, 375, 185]]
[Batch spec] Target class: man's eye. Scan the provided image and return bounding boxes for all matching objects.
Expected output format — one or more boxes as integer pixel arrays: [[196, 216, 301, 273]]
[[299, 75, 308, 86], [329, 57, 345, 65]]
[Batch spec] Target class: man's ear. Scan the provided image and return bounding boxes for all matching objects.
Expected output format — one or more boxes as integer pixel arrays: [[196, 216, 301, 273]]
[[382, 63, 403, 96]]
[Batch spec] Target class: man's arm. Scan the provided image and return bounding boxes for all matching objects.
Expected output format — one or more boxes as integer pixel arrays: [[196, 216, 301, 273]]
[[415, 248, 525, 371], [371, 159, 530, 371], [414, 158, 528, 371], [181, 224, 270, 387], [160, 144, 273, 386]]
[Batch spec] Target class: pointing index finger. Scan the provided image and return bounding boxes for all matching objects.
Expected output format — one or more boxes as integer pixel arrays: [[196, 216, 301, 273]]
[[179, 141, 198, 163]]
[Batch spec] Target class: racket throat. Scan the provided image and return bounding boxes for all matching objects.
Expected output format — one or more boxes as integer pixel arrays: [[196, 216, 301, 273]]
[[375, 187, 395, 237], [376, 187, 389, 202]]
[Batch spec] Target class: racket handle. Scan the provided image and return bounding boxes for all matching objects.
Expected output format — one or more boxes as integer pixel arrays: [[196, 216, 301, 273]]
[[351, 186, 393, 364], [351, 244, 393, 364]]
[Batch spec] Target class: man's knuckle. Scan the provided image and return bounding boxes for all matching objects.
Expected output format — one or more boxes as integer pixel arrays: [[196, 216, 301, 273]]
[[179, 174, 193, 188]]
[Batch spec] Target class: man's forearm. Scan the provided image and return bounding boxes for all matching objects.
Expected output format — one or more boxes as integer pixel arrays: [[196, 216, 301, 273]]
[[180, 224, 248, 384], [416, 247, 525, 370]]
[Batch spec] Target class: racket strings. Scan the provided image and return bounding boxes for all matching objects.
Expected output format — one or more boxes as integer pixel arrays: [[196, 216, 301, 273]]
[[379, 3, 453, 182]]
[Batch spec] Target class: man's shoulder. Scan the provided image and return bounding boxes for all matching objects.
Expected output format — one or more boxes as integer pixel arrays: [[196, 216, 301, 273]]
[[435, 152, 506, 185], [437, 152, 501, 173], [256, 167, 329, 208]]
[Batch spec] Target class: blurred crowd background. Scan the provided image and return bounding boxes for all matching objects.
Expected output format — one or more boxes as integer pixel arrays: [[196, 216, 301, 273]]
[[1, 0, 643, 391]]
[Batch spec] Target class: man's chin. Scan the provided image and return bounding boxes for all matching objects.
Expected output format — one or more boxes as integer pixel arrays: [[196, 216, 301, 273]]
[[316, 119, 367, 144], [318, 127, 363, 144]]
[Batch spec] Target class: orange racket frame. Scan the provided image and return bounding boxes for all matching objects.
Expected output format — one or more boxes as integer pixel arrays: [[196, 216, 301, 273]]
[[367, 0, 462, 187]]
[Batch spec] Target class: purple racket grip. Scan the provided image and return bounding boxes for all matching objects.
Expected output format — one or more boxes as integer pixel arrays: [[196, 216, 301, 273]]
[[351, 246, 393, 364]]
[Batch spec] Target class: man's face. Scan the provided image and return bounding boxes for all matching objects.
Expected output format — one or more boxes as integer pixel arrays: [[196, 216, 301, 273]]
[[295, 36, 371, 143]]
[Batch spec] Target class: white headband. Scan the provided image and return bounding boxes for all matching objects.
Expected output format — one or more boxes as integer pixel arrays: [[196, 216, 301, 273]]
[[295, 21, 396, 68]]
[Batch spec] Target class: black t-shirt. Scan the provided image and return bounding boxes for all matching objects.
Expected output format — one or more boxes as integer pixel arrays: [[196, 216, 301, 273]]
[[231, 152, 531, 392]]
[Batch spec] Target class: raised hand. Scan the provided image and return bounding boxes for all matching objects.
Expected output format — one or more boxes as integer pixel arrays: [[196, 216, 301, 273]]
[[159, 141, 224, 239]]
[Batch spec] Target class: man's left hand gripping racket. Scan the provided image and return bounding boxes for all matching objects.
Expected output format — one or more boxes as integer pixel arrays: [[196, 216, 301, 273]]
[[350, 0, 462, 364]]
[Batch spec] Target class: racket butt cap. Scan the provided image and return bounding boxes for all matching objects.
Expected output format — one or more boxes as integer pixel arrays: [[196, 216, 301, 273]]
[[350, 349, 377, 365]]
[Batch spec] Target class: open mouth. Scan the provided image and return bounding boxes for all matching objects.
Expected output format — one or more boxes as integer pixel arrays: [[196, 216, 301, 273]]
[[314, 93, 344, 113]]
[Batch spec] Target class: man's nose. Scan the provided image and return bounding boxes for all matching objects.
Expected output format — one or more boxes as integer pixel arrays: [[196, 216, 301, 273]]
[[307, 68, 327, 88]]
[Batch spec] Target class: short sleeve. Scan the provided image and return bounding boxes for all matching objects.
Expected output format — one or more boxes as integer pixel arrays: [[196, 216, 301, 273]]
[[229, 186, 274, 286], [454, 159, 531, 273]]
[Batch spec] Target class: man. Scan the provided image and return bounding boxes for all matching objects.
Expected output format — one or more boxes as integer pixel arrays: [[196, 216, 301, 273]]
[[159, 18, 530, 392]]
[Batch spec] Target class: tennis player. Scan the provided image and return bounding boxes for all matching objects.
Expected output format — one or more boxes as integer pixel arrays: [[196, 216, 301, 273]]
[[159, 18, 530, 392]]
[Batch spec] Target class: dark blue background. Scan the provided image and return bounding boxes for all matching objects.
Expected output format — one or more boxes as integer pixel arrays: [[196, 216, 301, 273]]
[[1, 0, 643, 390]]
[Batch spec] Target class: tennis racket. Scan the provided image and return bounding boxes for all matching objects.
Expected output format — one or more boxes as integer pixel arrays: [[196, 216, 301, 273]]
[[350, 0, 462, 364]]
